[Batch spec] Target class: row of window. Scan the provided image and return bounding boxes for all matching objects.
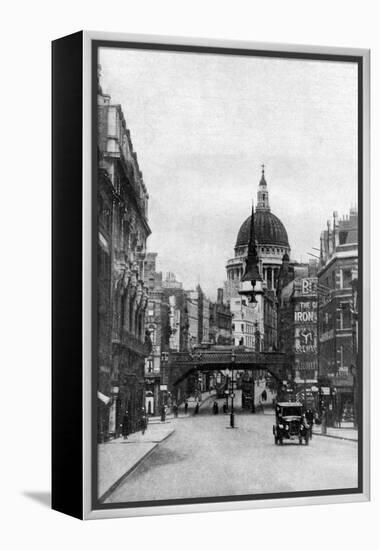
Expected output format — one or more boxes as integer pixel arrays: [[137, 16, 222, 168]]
[[323, 268, 353, 290], [234, 336, 255, 348], [232, 323, 255, 334], [260, 247, 286, 256], [321, 302, 352, 332]]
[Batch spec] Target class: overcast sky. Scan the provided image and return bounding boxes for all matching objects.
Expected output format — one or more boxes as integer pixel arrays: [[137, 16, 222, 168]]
[[99, 47, 358, 299]]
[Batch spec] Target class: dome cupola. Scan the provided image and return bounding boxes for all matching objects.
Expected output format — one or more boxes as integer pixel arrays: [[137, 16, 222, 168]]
[[257, 164, 270, 211]]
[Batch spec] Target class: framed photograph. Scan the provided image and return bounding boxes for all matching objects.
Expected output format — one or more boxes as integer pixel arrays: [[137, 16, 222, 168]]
[[52, 31, 370, 520]]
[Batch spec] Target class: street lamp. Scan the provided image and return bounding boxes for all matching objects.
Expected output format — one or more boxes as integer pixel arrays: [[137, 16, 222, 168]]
[[225, 350, 236, 428], [238, 200, 262, 304]]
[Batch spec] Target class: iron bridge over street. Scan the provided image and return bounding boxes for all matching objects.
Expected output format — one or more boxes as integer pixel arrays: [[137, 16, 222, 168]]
[[166, 347, 291, 387]]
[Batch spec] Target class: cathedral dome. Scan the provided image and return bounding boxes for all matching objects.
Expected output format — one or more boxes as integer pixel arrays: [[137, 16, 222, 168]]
[[236, 210, 289, 248]]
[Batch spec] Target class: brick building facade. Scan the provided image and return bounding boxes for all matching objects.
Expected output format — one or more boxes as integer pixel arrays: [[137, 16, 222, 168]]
[[317, 208, 358, 425]]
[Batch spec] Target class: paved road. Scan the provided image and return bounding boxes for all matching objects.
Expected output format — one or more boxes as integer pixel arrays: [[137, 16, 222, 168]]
[[106, 411, 358, 503]]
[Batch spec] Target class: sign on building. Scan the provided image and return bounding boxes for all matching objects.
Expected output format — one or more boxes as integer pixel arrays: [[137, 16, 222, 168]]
[[301, 278, 317, 295]]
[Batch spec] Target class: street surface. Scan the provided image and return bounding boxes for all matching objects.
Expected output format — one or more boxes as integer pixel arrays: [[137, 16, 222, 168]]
[[106, 401, 358, 503]]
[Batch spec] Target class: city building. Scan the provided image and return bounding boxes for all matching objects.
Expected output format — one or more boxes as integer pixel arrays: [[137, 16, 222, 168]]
[[276, 258, 319, 405], [229, 296, 257, 348], [97, 156, 114, 442], [225, 166, 291, 298], [143, 253, 170, 415], [317, 208, 358, 425], [209, 289, 233, 346], [143, 259, 194, 411], [225, 167, 290, 352], [97, 78, 151, 439], [351, 272, 359, 427]]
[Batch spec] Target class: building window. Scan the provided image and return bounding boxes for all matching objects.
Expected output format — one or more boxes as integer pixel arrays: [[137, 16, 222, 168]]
[[342, 269, 352, 288], [339, 231, 348, 245], [146, 358, 153, 373], [341, 302, 351, 329], [338, 344, 345, 368]]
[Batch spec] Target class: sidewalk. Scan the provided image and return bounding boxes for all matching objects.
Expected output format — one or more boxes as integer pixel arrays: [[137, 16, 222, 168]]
[[98, 422, 174, 501], [313, 425, 358, 442]]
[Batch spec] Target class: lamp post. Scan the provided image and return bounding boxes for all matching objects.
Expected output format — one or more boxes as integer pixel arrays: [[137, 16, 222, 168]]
[[225, 350, 236, 428], [238, 199, 262, 305], [225, 374, 229, 411], [237, 199, 262, 417], [230, 351, 236, 427]]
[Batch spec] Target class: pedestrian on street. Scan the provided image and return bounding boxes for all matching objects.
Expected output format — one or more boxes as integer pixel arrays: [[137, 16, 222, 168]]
[[160, 404, 166, 422], [121, 410, 129, 440], [184, 400, 188, 415], [223, 402, 228, 414], [173, 403, 178, 418], [305, 408, 314, 439], [194, 402, 199, 415], [213, 401, 219, 414], [141, 409, 148, 435], [321, 407, 327, 435], [261, 389, 267, 402]]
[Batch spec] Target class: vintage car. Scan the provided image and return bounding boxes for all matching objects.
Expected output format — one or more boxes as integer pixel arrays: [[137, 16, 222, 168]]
[[273, 402, 310, 445]]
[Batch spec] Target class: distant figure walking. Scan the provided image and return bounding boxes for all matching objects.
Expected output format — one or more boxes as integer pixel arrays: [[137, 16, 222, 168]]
[[160, 405, 166, 422], [122, 410, 129, 440], [213, 401, 219, 415], [321, 407, 327, 435], [223, 402, 228, 414], [194, 402, 199, 415], [184, 400, 188, 415], [261, 389, 267, 402], [141, 410, 148, 435], [173, 403, 178, 418], [305, 409, 314, 439]]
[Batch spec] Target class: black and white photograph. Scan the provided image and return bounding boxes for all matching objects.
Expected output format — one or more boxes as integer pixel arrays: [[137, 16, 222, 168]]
[[94, 42, 363, 509], [3, 0, 378, 543]]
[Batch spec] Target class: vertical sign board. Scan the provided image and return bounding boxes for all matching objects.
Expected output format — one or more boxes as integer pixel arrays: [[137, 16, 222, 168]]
[[293, 278, 318, 383]]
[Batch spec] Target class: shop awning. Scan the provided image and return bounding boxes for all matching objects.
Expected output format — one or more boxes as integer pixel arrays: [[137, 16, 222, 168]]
[[97, 391, 111, 405]]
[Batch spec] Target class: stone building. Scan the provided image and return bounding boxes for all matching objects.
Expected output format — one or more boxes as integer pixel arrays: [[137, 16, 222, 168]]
[[97, 158, 114, 441], [225, 167, 291, 298], [143, 253, 170, 415], [276, 258, 319, 405], [229, 295, 257, 348], [317, 208, 358, 425], [209, 289, 233, 346], [225, 167, 289, 351], [143, 259, 194, 411], [97, 79, 151, 439]]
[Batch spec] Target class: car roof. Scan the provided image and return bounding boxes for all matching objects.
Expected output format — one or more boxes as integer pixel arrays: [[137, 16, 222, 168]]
[[277, 402, 303, 407]]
